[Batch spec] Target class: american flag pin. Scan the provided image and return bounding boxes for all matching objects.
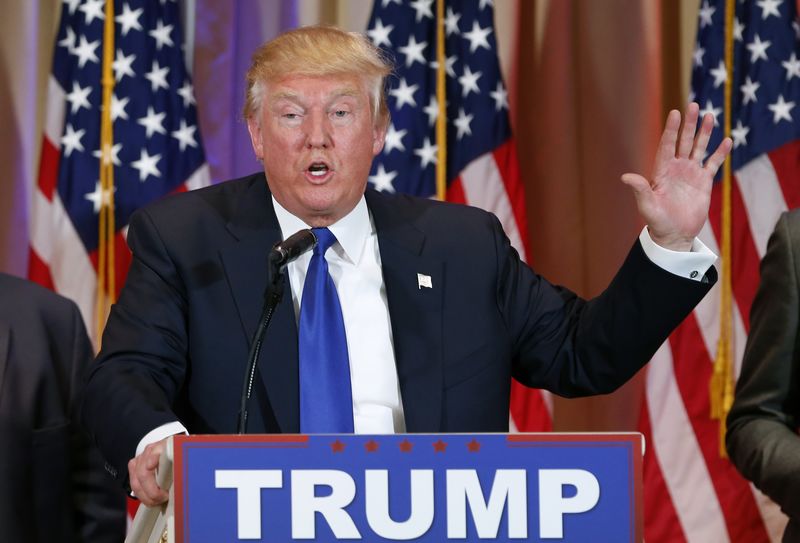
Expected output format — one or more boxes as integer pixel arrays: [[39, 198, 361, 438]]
[[417, 273, 432, 289]]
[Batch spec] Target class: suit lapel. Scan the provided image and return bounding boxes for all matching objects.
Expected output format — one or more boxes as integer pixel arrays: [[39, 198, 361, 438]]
[[219, 178, 300, 433], [367, 190, 444, 432]]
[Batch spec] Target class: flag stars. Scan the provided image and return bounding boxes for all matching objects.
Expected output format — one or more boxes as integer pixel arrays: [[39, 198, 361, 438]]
[[699, 100, 722, 126], [423, 95, 439, 126], [740, 76, 760, 104], [463, 20, 492, 53], [692, 46, 705, 68], [58, 27, 76, 53], [430, 55, 457, 78], [367, 19, 394, 48], [145, 60, 170, 92], [131, 148, 162, 181], [768, 95, 795, 123], [454, 108, 474, 139], [93, 143, 122, 167], [731, 120, 749, 148], [110, 94, 129, 121], [698, 0, 715, 28], [171, 119, 198, 151], [398, 35, 428, 68], [149, 19, 175, 50], [113, 49, 136, 82], [458, 65, 482, 97], [177, 81, 196, 107], [66, 81, 92, 114], [389, 77, 419, 109], [73, 35, 100, 68], [369, 164, 398, 192], [63, 0, 80, 16], [79, 0, 105, 25], [746, 34, 771, 63], [710, 60, 727, 88], [445, 7, 461, 35], [490, 82, 508, 111], [116, 3, 143, 36], [479, 0, 494, 8], [733, 18, 745, 42], [414, 137, 438, 168], [383, 123, 407, 153], [756, 0, 781, 20], [60, 124, 85, 157], [84, 181, 116, 214], [782, 53, 800, 80], [409, 0, 434, 22], [138, 106, 167, 138]]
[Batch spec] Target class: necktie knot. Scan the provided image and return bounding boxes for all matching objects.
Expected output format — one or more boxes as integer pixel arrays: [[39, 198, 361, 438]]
[[312, 227, 337, 255]]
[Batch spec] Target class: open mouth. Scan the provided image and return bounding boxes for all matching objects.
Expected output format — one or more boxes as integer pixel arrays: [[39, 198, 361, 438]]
[[307, 162, 330, 177]]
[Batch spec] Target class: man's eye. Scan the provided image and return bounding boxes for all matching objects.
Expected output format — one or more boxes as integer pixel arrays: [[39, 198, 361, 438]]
[[283, 113, 299, 120], [333, 110, 349, 118]]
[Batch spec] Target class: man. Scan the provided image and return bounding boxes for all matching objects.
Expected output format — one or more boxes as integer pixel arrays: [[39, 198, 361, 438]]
[[81, 26, 732, 506], [0, 273, 126, 542], [727, 211, 800, 542]]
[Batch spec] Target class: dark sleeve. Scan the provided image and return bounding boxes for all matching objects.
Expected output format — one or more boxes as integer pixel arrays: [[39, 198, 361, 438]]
[[494, 215, 717, 396], [726, 212, 800, 520], [81, 207, 190, 488], [66, 300, 127, 542]]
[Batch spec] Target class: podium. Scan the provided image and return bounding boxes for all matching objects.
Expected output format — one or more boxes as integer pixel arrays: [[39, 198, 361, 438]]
[[126, 433, 643, 542]]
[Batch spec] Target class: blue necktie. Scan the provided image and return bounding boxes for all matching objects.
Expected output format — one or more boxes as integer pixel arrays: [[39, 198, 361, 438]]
[[299, 227, 354, 433]]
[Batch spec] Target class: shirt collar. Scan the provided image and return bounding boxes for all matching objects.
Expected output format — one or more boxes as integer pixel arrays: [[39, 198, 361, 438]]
[[271, 195, 372, 265]]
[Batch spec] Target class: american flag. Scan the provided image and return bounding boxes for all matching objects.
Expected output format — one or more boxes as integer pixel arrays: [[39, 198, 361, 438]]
[[29, 0, 210, 347], [366, 0, 551, 432], [640, 0, 799, 540]]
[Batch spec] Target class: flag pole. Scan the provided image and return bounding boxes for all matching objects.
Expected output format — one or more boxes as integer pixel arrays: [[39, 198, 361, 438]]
[[435, 0, 447, 201], [96, 0, 117, 345], [710, 0, 735, 458]]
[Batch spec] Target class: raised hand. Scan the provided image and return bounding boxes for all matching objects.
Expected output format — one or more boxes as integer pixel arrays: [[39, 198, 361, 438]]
[[621, 102, 733, 251]]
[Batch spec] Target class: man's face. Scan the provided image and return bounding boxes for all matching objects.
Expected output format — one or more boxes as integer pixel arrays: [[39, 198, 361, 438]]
[[247, 73, 386, 226]]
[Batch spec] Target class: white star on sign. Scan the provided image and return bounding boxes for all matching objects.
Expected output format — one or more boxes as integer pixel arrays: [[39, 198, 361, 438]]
[[369, 164, 397, 193], [79, 0, 105, 25], [458, 65, 482, 97], [84, 181, 116, 214], [463, 20, 492, 53], [113, 49, 136, 82], [423, 95, 439, 127], [367, 19, 393, 48], [747, 34, 771, 63], [131, 148, 162, 181], [73, 35, 100, 68], [116, 3, 143, 36], [710, 60, 727, 88], [398, 35, 428, 68], [66, 81, 92, 114], [383, 123, 407, 153], [768, 95, 795, 124], [731, 120, 749, 148], [414, 137, 438, 169], [93, 142, 122, 167], [389, 78, 419, 109], [490, 82, 508, 111], [756, 0, 781, 20], [177, 81, 196, 107], [60, 124, 85, 157], [138, 106, 167, 138], [454, 108, 474, 140], [149, 19, 175, 50], [145, 60, 170, 92], [171, 119, 198, 151], [410, 0, 434, 22], [110, 94, 129, 121], [699, 0, 715, 28], [445, 7, 461, 35], [782, 53, 800, 80], [699, 100, 722, 126], [740, 76, 760, 104]]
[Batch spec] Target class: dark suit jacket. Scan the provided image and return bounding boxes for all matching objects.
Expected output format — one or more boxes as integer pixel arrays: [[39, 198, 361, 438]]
[[81, 172, 715, 489], [0, 273, 125, 542], [727, 210, 800, 542]]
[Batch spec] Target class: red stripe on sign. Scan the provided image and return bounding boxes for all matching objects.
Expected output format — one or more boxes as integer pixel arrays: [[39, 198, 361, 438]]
[[769, 140, 800, 210], [37, 138, 61, 201], [669, 316, 770, 542], [27, 247, 55, 290], [639, 399, 687, 543], [493, 139, 530, 258]]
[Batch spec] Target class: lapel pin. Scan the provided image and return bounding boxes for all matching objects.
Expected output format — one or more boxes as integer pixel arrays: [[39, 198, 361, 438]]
[[417, 273, 432, 289]]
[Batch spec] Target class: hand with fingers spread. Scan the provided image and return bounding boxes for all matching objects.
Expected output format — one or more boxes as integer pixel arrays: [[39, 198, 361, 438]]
[[622, 102, 733, 252], [128, 438, 170, 506]]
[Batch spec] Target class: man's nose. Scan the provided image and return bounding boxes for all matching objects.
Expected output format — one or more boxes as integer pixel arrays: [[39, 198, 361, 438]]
[[305, 112, 331, 148]]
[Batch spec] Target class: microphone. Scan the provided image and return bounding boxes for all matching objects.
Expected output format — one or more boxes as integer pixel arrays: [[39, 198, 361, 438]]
[[269, 229, 317, 270], [237, 229, 317, 434]]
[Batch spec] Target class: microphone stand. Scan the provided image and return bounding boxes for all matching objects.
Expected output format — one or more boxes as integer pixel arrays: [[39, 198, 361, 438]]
[[236, 261, 286, 434]]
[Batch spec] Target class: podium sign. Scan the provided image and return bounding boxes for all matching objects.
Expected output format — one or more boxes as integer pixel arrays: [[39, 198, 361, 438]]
[[172, 433, 642, 542]]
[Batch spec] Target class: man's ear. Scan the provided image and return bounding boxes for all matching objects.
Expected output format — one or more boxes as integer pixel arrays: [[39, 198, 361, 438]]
[[246, 117, 263, 160], [372, 119, 388, 157]]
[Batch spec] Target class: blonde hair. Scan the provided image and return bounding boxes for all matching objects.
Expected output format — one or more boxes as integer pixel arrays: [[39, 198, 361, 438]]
[[243, 25, 392, 127]]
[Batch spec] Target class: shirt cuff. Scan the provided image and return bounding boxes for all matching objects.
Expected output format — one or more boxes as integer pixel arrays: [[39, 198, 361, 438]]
[[135, 421, 188, 457], [639, 226, 717, 282]]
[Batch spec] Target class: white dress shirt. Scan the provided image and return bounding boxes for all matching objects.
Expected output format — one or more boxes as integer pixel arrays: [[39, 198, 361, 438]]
[[136, 199, 716, 455]]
